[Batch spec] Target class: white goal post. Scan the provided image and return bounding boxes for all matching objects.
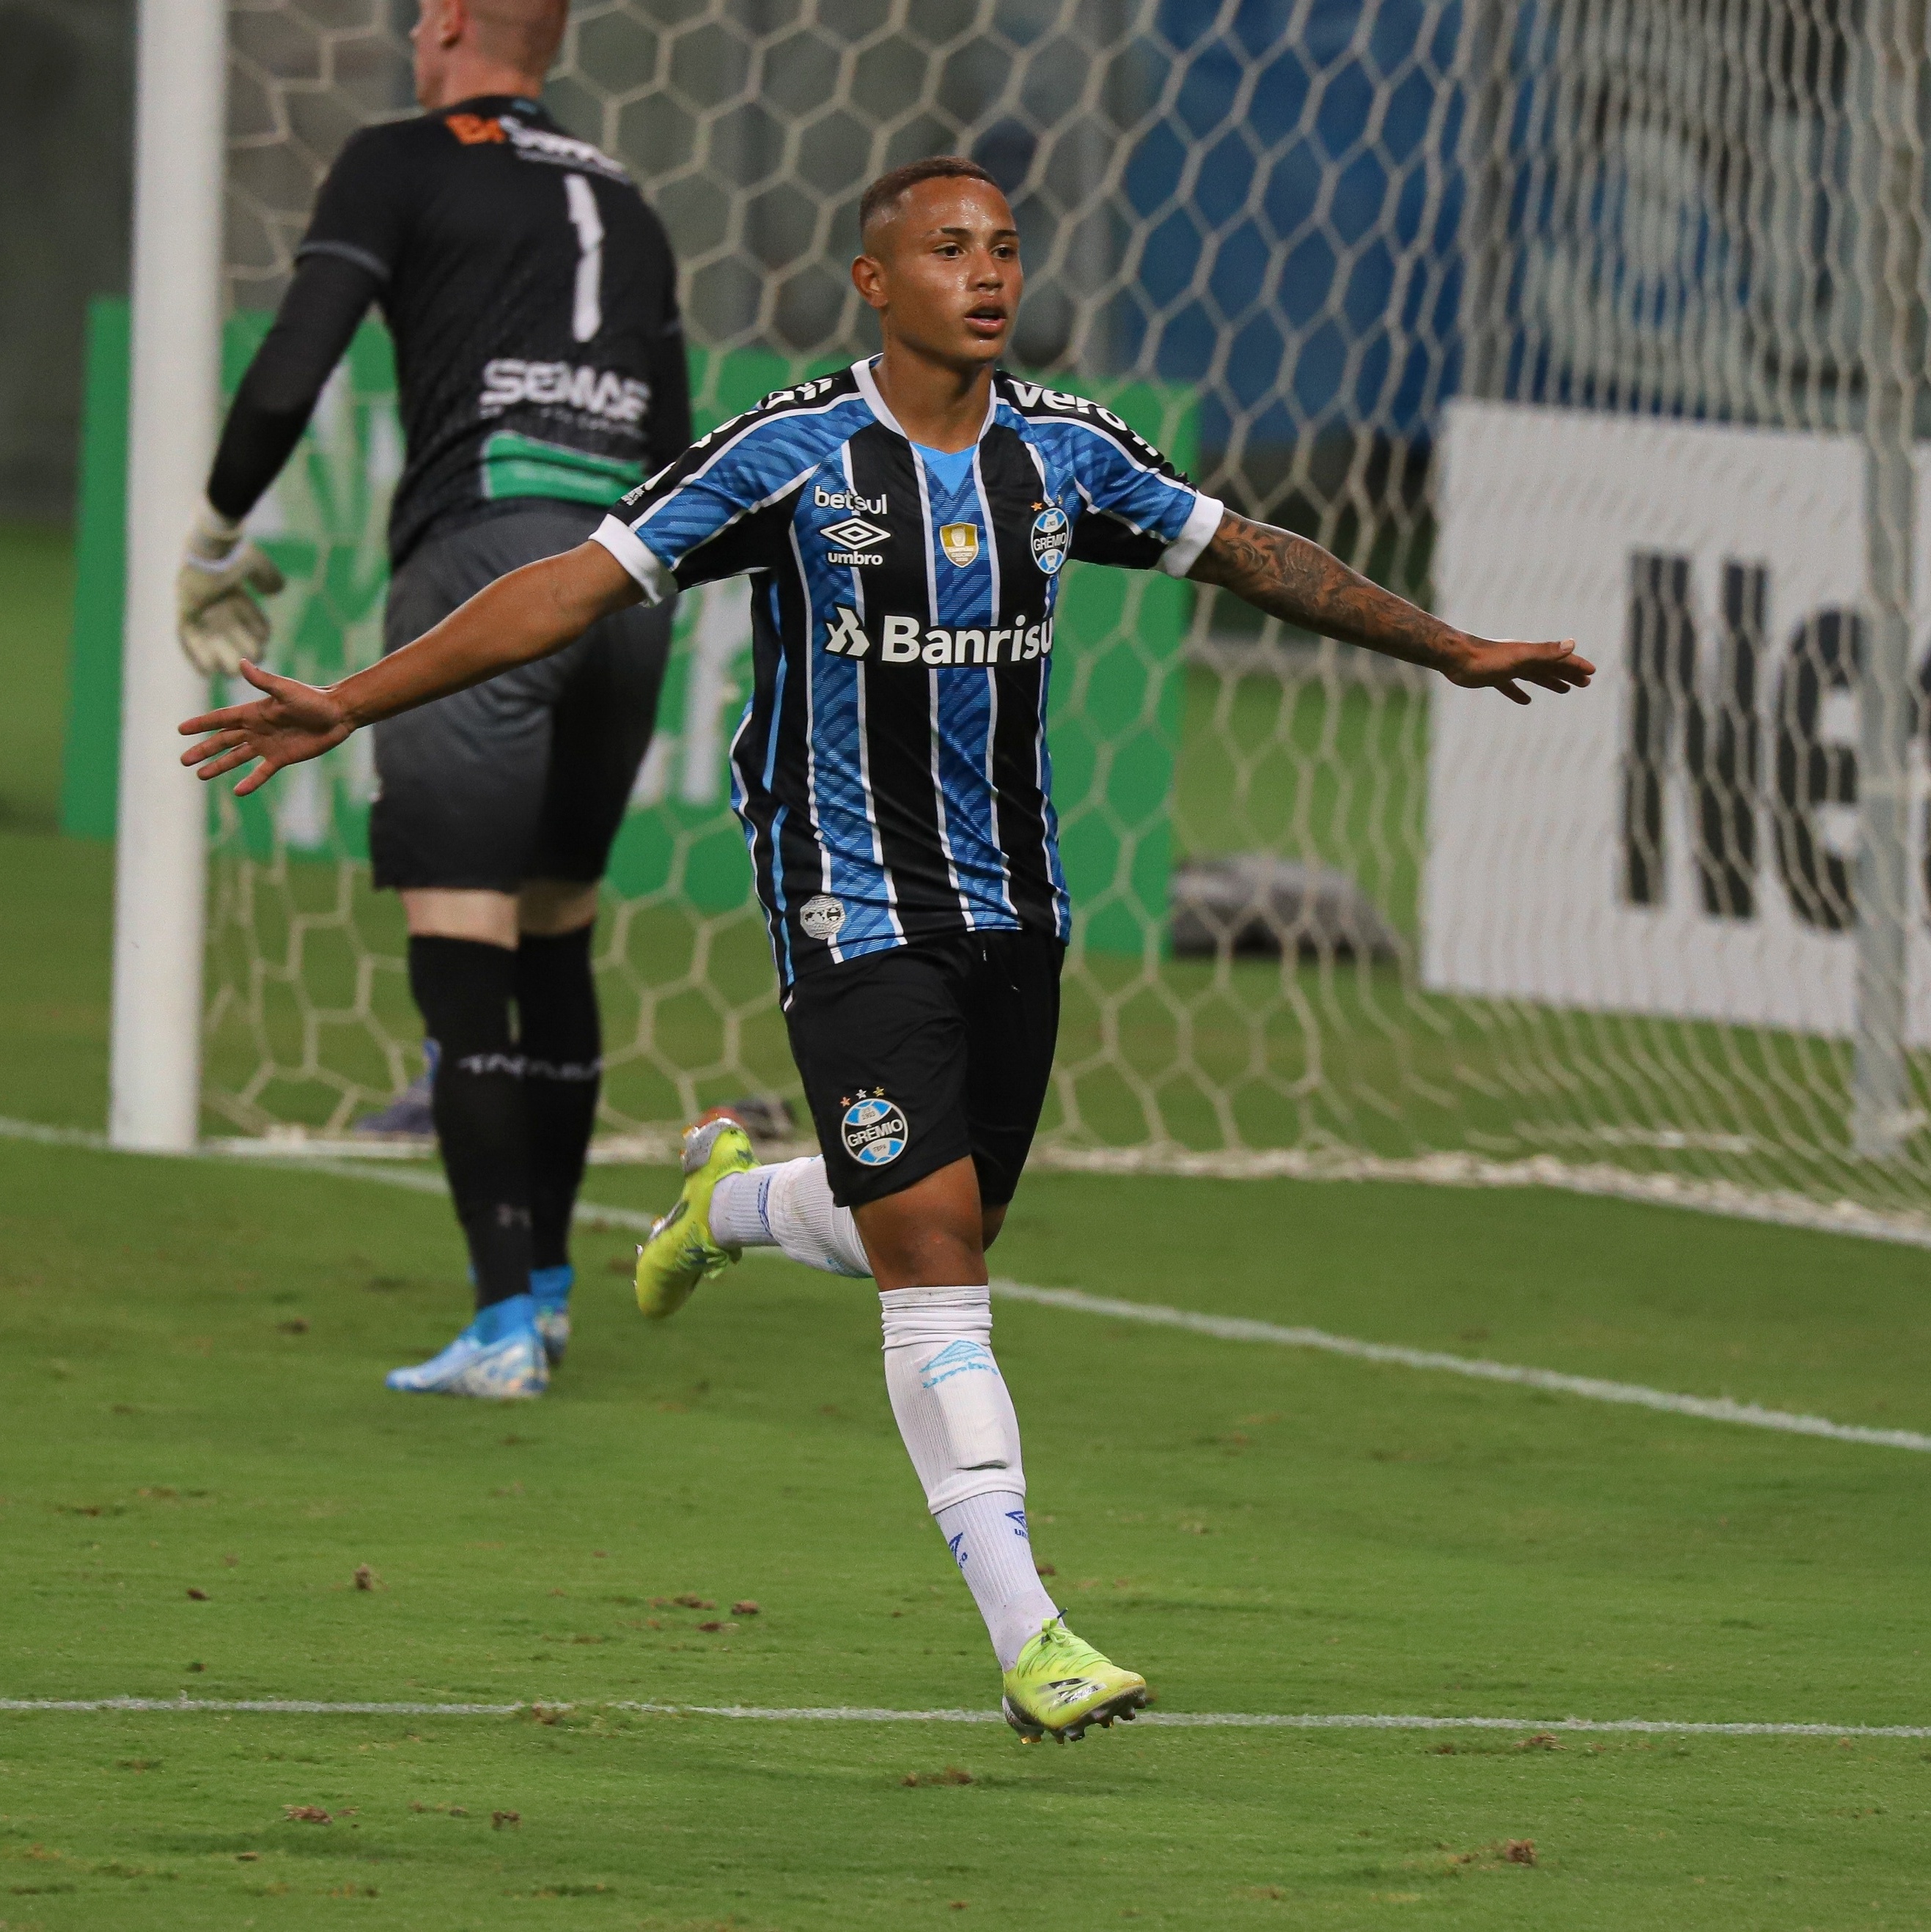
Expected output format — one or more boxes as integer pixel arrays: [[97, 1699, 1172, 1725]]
[[110, 0, 228, 1151], [106, 1, 1931, 1233]]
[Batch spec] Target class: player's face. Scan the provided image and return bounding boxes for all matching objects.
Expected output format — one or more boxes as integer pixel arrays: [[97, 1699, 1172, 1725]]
[[857, 180, 1023, 369]]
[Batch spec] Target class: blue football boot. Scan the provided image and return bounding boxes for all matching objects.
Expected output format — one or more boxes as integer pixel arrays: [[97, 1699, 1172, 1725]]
[[531, 1264, 573, 1366], [385, 1293, 548, 1399]]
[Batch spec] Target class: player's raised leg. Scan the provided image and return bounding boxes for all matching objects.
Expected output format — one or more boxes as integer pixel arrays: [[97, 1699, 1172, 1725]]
[[633, 1115, 759, 1319], [636, 1137, 872, 1316]]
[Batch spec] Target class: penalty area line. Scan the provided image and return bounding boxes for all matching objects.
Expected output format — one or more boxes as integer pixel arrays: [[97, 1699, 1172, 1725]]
[[3, 1117, 1923, 1456], [990, 1281, 1931, 1457], [2, 1699, 1928, 1739]]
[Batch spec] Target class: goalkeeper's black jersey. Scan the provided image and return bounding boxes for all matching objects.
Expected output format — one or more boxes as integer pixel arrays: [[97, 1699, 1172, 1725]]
[[293, 96, 688, 564]]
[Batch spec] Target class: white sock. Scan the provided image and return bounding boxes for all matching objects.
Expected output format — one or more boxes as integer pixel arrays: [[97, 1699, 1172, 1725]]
[[880, 1285, 1056, 1668], [934, 1489, 1059, 1670], [711, 1158, 870, 1277]]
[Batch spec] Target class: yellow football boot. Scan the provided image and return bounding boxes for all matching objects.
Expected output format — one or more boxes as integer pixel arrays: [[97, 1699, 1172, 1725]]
[[633, 1116, 757, 1321], [1000, 1618, 1150, 1742]]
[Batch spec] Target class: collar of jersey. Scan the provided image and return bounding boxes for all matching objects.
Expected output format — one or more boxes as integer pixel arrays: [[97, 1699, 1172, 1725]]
[[441, 93, 545, 121], [850, 356, 999, 458]]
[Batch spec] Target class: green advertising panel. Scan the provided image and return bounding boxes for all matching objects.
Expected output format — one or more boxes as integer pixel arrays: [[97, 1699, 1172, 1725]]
[[64, 304, 1195, 954]]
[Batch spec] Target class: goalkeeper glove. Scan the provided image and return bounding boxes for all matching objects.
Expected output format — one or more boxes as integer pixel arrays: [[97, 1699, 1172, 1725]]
[[177, 501, 285, 676]]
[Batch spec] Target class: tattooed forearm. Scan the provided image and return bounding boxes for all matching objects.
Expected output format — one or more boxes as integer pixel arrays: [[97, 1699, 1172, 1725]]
[[1188, 512, 1469, 676]]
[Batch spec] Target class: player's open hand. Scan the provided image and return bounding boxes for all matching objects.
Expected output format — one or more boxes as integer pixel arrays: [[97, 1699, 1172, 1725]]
[[1446, 635, 1595, 706], [177, 660, 353, 795]]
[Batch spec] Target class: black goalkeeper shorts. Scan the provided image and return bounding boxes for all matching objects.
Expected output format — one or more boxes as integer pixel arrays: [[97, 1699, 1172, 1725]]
[[783, 929, 1064, 1211], [369, 501, 673, 893]]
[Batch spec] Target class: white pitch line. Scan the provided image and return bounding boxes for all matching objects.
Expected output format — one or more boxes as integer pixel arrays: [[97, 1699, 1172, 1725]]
[[4, 1117, 1922, 1454], [18, 1110, 1931, 1252], [991, 1281, 1931, 1456], [2, 1698, 1927, 1737], [0, 1698, 524, 1716]]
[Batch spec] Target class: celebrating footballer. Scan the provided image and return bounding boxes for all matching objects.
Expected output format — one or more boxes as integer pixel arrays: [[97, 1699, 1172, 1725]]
[[180, 155, 1594, 1742]]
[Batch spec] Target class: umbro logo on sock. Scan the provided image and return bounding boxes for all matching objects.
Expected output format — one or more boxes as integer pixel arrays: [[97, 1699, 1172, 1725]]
[[921, 1339, 998, 1389]]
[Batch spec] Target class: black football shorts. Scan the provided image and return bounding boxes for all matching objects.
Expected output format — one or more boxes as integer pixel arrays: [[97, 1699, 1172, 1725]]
[[782, 929, 1064, 1211], [369, 501, 673, 892]]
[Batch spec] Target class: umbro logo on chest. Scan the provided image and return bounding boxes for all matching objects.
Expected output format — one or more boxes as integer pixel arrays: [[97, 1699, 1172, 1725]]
[[822, 516, 886, 548], [815, 484, 891, 567], [822, 515, 888, 567]]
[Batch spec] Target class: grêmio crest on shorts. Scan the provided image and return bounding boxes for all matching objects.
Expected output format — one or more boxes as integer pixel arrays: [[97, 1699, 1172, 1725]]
[[591, 361, 1224, 987]]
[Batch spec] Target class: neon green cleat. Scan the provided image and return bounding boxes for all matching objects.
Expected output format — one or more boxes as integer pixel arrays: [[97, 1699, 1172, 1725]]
[[1000, 1618, 1150, 1743], [633, 1116, 757, 1321]]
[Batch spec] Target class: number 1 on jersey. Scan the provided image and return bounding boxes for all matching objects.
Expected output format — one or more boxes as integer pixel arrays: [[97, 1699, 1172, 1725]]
[[564, 173, 603, 343]]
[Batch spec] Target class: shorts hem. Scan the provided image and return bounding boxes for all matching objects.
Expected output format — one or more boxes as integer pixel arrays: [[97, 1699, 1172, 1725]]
[[820, 1137, 974, 1212], [369, 866, 606, 893]]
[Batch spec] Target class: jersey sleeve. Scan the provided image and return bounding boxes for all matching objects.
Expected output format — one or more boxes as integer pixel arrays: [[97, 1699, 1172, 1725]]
[[206, 251, 380, 521], [295, 125, 414, 285], [591, 383, 845, 602], [1062, 412, 1224, 578]]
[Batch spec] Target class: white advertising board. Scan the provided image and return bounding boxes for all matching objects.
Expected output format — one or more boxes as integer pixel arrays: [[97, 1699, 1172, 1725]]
[[1427, 399, 1931, 1043]]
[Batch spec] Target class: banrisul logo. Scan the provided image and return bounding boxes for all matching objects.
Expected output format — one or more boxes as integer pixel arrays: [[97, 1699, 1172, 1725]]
[[823, 610, 1054, 665], [1031, 503, 1070, 575], [840, 1093, 908, 1167], [823, 606, 870, 657]]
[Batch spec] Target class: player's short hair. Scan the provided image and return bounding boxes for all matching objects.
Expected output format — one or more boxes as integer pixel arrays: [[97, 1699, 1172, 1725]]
[[470, 0, 569, 74], [858, 157, 1004, 249]]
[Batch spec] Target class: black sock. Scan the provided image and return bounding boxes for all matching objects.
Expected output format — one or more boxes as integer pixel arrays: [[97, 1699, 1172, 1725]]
[[407, 935, 531, 1311], [515, 923, 602, 1272]]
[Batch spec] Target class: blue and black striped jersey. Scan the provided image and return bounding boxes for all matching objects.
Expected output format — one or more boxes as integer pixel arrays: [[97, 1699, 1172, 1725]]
[[592, 358, 1222, 984]]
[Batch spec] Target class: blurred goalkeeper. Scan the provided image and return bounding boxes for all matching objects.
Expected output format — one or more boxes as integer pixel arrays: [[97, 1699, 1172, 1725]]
[[180, 158, 1592, 1736], [177, 0, 691, 1400]]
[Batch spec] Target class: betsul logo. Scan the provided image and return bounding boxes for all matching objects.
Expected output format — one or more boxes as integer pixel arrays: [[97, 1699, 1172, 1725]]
[[840, 1093, 908, 1167]]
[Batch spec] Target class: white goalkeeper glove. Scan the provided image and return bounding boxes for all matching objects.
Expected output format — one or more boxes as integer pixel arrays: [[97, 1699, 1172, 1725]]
[[176, 501, 285, 676]]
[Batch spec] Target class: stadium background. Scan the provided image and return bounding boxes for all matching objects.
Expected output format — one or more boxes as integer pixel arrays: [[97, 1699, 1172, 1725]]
[[34, 0, 1931, 1236]]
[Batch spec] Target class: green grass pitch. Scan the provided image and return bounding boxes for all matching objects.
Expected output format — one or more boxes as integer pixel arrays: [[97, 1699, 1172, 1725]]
[[4, 526, 1930, 1926]]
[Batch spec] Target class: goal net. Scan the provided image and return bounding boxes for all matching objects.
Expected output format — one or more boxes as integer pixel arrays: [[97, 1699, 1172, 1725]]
[[198, 0, 1931, 1235]]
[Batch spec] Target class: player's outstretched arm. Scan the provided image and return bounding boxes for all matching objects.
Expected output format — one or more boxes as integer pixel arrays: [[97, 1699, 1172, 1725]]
[[1188, 510, 1594, 704], [178, 542, 642, 795]]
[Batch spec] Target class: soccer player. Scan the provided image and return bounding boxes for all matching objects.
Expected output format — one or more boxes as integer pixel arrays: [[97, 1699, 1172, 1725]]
[[174, 0, 691, 1399], [178, 157, 1594, 1736]]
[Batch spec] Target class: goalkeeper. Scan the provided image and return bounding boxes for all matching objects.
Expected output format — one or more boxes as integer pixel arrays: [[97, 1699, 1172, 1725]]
[[180, 158, 1594, 1737], [177, 0, 691, 1399]]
